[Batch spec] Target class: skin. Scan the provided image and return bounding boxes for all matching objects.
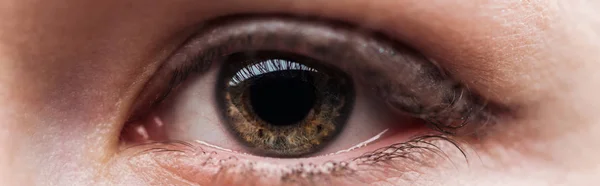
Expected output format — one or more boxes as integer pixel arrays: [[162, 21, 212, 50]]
[[1, 0, 599, 185]]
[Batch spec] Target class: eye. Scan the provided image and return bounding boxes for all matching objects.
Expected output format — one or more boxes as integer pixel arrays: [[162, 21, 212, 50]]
[[121, 15, 493, 169]]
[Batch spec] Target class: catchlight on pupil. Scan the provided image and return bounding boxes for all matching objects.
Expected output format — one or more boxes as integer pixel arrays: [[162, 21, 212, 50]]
[[217, 51, 355, 157]]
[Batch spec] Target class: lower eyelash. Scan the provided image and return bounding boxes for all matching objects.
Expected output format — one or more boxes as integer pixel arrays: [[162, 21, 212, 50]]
[[116, 134, 469, 185], [353, 135, 467, 165], [279, 134, 468, 185]]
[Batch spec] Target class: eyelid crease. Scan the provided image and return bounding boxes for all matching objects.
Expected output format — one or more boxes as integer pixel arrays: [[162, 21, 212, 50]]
[[112, 134, 470, 186]]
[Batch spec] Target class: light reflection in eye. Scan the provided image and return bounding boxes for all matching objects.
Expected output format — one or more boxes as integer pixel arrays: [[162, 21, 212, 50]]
[[229, 59, 318, 86]]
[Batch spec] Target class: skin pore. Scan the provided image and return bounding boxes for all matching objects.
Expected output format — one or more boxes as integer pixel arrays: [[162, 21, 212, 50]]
[[1, 0, 600, 185]]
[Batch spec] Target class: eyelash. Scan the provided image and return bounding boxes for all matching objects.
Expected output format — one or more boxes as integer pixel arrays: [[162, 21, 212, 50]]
[[120, 14, 501, 183], [121, 134, 466, 185]]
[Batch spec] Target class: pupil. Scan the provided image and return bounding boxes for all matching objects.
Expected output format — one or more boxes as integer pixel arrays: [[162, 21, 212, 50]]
[[249, 71, 316, 126]]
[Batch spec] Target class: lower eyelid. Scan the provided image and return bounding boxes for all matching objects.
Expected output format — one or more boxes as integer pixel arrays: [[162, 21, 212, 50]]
[[110, 134, 470, 185]]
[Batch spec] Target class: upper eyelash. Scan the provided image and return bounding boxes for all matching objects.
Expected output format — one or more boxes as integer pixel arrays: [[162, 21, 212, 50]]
[[416, 86, 493, 135]]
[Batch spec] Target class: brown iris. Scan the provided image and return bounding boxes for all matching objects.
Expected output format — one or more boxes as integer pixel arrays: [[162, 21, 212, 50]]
[[216, 51, 354, 157]]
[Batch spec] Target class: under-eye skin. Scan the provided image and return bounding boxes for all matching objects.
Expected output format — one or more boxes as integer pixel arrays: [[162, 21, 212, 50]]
[[119, 15, 502, 184]]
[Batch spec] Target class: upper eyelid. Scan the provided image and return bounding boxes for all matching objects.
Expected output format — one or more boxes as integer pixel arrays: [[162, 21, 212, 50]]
[[125, 15, 396, 120], [126, 15, 502, 138], [154, 15, 445, 105], [186, 16, 498, 128]]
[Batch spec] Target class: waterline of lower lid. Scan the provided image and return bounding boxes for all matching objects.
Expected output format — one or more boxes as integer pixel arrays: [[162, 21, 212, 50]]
[[328, 129, 389, 156], [194, 140, 244, 154], [194, 129, 389, 157]]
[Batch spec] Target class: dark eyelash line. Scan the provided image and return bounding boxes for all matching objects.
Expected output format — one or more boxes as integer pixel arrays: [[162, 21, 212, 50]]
[[417, 86, 492, 135]]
